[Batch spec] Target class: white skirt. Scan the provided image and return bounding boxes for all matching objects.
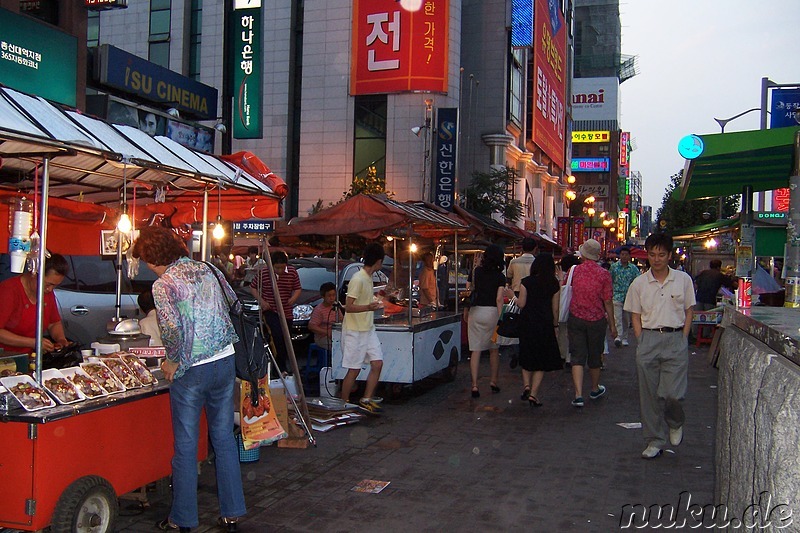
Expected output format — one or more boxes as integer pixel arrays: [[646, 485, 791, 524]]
[[468, 306, 500, 352]]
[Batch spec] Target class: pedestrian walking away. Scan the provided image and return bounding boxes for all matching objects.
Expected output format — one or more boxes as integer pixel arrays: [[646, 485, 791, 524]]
[[566, 239, 616, 407], [609, 246, 640, 347], [516, 253, 563, 406], [507, 237, 538, 296], [624, 233, 695, 459]]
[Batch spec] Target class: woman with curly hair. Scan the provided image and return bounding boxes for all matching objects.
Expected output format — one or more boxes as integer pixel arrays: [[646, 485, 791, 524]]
[[132, 227, 245, 532], [467, 244, 507, 398]]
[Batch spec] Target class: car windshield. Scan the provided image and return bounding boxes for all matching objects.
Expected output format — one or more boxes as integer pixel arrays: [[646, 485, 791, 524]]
[[296, 267, 335, 291]]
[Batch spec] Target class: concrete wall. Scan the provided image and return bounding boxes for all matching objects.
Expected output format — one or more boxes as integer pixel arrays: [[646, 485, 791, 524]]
[[716, 326, 800, 528]]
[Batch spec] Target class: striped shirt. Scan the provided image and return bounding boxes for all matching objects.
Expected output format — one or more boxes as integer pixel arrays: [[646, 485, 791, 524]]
[[250, 264, 301, 318]]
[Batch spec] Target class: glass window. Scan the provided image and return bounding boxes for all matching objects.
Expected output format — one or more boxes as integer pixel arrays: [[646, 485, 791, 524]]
[[508, 49, 524, 127], [87, 12, 100, 48], [353, 95, 388, 187], [189, 0, 203, 79], [149, 42, 170, 68], [150, 10, 171, 38]]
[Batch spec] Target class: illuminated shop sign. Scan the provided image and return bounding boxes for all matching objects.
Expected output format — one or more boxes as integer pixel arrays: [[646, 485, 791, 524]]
[[85, 0, 128, 9], [571, 158, 610, 172], [232, 219, 274, 234], [433, 107, 457, 210], [571, 131, 610, 143]]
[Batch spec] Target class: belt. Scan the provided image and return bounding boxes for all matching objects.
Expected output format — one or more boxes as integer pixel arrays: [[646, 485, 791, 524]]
[[643, 327, 682, 333]]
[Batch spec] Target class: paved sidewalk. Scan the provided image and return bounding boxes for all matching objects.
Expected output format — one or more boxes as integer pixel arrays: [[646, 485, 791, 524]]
[[118, 339, 718, 532]]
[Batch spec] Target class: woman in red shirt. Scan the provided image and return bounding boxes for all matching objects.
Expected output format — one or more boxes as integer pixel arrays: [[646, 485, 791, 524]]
[[0, 254, 70, 353], [566, 240, 617, 407]]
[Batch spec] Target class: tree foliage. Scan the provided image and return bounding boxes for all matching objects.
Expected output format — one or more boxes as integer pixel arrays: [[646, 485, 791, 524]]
[[656, 169, 739, 232], [462, 167, 524, 222], [344, 166, 393, 200]]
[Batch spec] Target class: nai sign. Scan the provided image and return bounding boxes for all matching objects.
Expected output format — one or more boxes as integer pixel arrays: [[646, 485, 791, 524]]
[[351, 0, 449, 95], [571, 77, 619, 122]]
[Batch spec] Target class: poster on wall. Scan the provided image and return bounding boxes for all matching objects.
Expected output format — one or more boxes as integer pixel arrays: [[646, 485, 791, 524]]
[[530, 0, 566, 168], [350, 0, 449, 95], [231, 0, 262, 139]]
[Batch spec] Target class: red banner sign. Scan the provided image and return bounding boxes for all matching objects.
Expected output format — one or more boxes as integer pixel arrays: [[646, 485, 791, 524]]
[[530, 0, 566, 167], [556, 216, 569, 249], [350, 0, 449, 95]]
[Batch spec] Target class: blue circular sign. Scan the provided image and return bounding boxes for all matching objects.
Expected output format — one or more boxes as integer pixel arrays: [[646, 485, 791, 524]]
[[678, 134, 704, 159]]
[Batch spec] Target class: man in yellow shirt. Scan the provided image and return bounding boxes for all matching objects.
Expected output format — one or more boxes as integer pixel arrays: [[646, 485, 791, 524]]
[[340, 243, 385, 413]]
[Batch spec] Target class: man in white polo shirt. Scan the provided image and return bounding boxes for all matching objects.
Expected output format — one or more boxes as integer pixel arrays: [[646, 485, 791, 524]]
[[624, 232, 695, 459]]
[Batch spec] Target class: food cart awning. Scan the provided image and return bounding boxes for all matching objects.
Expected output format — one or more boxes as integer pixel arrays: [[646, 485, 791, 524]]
[[0, 87, 282, 208], [451, 205, 521, 242], [276, 194, 468, 240], [677, 126, 800, 201], [671, 217, 740, 241]]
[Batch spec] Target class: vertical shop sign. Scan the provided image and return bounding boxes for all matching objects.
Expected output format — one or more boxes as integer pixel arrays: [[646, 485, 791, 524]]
[[530, 0, 566, 167], [773, 188, 791, 212], [350, 0, 449, 95], [619, 132, 629, 166], [231, 0, 262, 139], [556, 217, 569, 250], [572, 217, 585, 251], [433, 107, 457, 210]]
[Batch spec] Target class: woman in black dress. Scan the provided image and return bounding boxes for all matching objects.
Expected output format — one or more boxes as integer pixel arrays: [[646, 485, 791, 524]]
[[517, 253, 563, 406]]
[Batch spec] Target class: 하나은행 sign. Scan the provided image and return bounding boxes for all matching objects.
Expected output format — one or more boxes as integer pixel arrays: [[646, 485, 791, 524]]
[[350, 0, 449, 95], [231, 1, 262, 139]]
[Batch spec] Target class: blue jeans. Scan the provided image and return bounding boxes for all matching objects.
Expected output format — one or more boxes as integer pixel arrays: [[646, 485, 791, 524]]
[[169, 355, 246, 527]]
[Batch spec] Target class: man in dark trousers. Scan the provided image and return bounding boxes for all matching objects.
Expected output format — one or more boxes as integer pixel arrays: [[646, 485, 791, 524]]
[[694, 260, 733, 311]]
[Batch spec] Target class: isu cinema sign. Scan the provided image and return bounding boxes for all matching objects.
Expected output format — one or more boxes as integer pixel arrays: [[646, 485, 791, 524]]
[[85, 0, 128, 9]]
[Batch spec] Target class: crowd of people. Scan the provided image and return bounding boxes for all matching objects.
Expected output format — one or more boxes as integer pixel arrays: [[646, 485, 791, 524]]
[[463, 233, 697, 461]]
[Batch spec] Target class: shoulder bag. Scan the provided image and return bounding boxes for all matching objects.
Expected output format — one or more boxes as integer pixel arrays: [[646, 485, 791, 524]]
[[205, 262, 269, 405], [558, 266, 575, 323]]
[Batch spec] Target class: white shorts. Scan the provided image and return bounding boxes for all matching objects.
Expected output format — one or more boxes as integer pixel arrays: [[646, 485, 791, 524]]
[[341, 329, 383, 369]]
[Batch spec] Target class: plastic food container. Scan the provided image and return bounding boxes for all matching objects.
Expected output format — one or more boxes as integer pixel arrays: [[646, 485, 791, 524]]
[[0, 374, 56, 411], [60, 366, 108, 398], [80, 362, 126, 394], [41, 368, 86, 404]]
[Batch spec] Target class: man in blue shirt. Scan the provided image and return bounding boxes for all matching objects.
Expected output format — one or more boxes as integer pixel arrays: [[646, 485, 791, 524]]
[[609, 247, 640, 347]]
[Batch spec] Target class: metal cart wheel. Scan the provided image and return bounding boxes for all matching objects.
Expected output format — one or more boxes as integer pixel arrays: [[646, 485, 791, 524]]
[[50, 475, 118, 533]]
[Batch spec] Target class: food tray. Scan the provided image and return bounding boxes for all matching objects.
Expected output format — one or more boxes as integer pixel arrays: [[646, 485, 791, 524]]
[[80, 362, 126, 394], [60, 366, 108, 398], [101, 357, 143, 389], [119, 354, 157, 386], [0, 374, 56, 411], [41, 368, 86, 405]]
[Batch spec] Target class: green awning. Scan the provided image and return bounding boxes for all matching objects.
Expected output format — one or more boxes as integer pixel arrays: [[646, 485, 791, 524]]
[[677, 126, 800, 200], [671, 217, 739, 240]]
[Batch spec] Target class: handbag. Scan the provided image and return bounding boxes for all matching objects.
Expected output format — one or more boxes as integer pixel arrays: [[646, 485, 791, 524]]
[[205, 263, 269, 405], [496, 300, 521, 338], [558, 266, 575, 323]]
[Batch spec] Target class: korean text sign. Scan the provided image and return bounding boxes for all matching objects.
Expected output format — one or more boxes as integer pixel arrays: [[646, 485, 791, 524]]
[[231, 1, 262, 139], [351, 0, 449, 95], [434, 107, 457, 210], [530, 0, 566, 166]]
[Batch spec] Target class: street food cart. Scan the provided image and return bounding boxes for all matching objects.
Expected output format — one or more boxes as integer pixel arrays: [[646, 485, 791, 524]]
[[276, 195, 469, 389], [0, 86, 282, 531]]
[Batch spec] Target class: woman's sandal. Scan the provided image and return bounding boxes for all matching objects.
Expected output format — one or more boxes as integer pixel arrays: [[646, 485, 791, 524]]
[[471, 386, 480, 398], [156, 518, 190, 532], [218, 517, 239, 532], [490, 383, 501, 393], [520, 388, 531, 401], [528, 395, 543, 407]]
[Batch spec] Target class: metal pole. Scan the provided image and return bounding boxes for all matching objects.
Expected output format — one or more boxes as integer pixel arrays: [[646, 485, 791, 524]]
[[201, 189, 209, 261], [758, 77, 771, 211], [454, 231, 459, 314], [33, 157, 50, 384], [408, 226, 413, 325], [784, 131, 800, 307]]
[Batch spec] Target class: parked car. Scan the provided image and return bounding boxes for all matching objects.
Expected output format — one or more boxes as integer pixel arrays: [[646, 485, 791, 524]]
[[0, 253, 156, 348]]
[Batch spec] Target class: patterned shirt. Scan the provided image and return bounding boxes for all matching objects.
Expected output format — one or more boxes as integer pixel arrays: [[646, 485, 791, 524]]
[[152, 257, 239, 379], [609, 261, 640, 302], [569, 261, 613, 322]]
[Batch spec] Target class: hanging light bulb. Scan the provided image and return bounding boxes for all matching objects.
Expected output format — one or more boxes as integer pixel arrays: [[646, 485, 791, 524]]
[[117, 205, 132, 233], [213, 216, 225, 240], [410, 243, 418, 253]]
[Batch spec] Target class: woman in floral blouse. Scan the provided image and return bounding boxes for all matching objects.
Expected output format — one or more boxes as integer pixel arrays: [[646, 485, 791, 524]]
[[132, 227, 245, 532]]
